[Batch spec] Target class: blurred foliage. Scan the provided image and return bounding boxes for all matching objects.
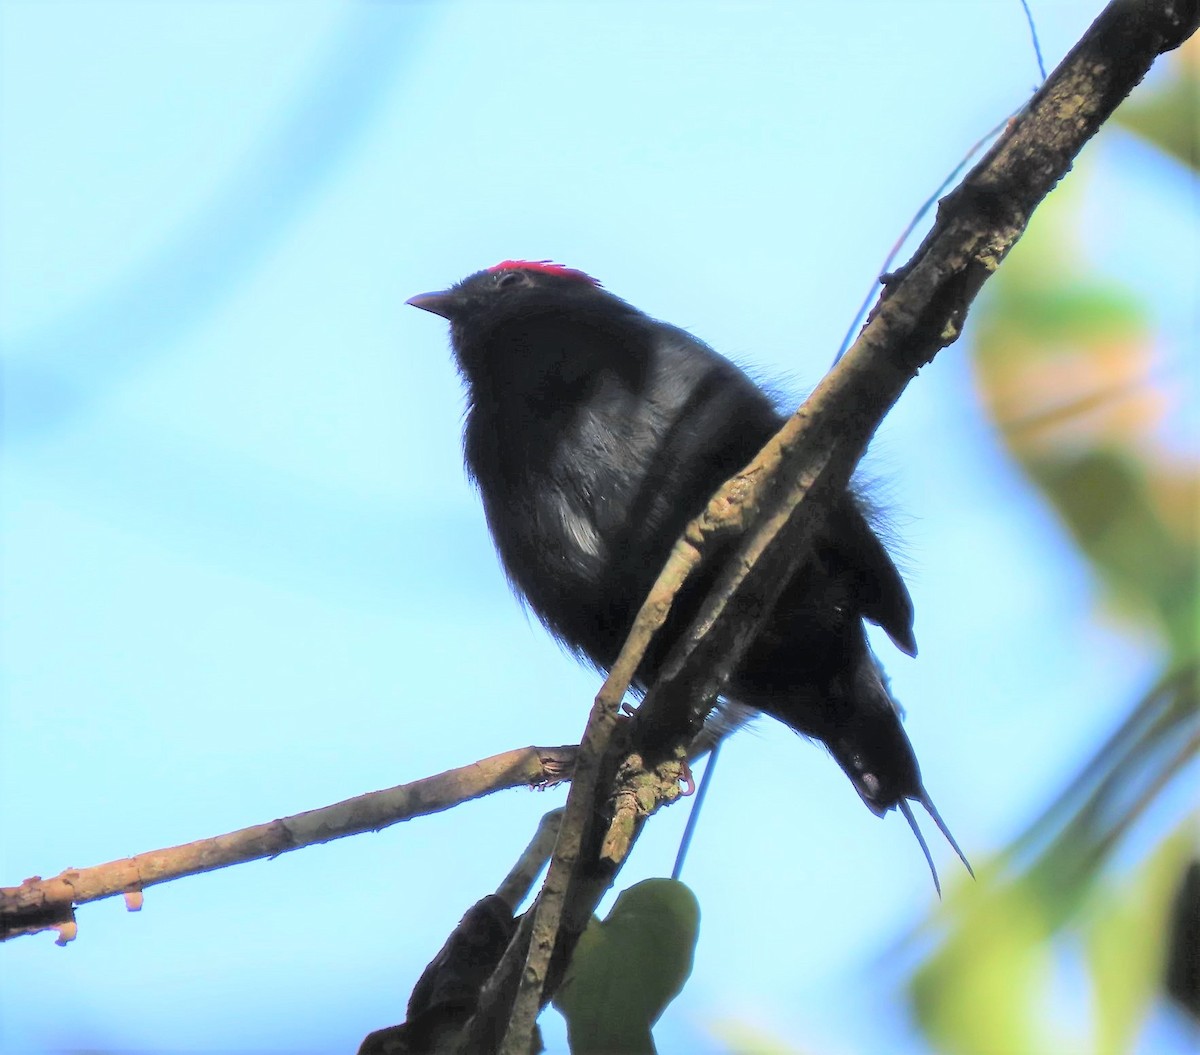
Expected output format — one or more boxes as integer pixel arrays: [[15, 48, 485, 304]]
[[553, 878, 700, 1054], [912, 825, 1195, 1055], [972, 177, 1197, 659], [909, 42, 1199, 1055], [708, 1020, 811, 1054], [1164, 861, 1200, 1017], [1112, 36, 1199, 172]]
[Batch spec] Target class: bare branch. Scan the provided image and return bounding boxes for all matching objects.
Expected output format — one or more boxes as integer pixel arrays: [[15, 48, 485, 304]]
[[0, 745, 576, 943], [496, 808, 565, 910]]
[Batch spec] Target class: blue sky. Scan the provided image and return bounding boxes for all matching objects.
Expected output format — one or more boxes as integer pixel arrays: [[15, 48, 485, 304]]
[[1, 3, 1194, 1053]]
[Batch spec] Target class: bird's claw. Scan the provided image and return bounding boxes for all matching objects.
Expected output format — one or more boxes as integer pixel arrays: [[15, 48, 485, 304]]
[[677, 759, 696, 797]]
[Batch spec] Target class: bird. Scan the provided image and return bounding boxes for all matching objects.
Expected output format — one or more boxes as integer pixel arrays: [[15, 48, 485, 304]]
[[407, 259, 971, 892]]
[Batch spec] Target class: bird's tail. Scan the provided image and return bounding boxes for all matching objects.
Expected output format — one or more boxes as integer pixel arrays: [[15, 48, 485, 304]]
[[897, 793, 975, 897], [817, 652, 974, 894]]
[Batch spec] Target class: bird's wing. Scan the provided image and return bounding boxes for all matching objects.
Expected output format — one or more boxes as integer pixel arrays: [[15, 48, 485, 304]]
[[842, 504, 918, 657]]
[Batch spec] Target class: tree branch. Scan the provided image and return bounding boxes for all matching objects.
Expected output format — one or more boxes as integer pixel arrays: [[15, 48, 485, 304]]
[[475, 2, 1200, 1051], [358, 809, 565, 1055], [0, 745, 576, 943]]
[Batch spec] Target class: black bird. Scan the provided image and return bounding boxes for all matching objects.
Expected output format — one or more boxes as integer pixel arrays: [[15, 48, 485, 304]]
[[408, 260, 971, 891]]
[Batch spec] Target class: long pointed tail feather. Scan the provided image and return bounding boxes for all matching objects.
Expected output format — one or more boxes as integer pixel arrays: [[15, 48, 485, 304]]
[[921, 792, 975, 879], [898, 798, 942, 897]]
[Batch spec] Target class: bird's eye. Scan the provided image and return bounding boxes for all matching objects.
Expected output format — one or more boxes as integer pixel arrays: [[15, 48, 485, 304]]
[[495, 270, 526, 289]]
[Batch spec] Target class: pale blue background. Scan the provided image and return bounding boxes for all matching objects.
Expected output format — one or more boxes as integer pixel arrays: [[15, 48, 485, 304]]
[[1, 3, 1195, 1053]]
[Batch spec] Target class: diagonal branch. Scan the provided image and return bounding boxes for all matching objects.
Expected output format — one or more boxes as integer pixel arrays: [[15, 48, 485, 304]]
[[479, 2, 1200, 1051]]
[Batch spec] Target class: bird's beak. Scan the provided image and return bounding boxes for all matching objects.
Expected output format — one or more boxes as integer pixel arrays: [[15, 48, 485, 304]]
[[405, 289, 458, 319]]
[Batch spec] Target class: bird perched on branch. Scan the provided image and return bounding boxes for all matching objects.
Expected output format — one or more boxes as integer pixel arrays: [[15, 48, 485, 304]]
[[408, 260, 970, 891]]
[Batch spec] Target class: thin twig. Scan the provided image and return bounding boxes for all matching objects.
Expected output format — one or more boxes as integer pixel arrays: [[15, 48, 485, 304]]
[[672, 742, 720, 881], [0, 745, 577, 943], [1019, 0, 1049, 83], [496, 809, 564, 910], [833, 113, 1010, 366]]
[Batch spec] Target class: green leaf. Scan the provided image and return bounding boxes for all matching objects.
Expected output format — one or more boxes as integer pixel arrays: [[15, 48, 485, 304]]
[[553, 878, 700, 1055]]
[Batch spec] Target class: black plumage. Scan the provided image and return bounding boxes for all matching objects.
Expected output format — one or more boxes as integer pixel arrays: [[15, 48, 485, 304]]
[[408, 260, 970, 890]]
